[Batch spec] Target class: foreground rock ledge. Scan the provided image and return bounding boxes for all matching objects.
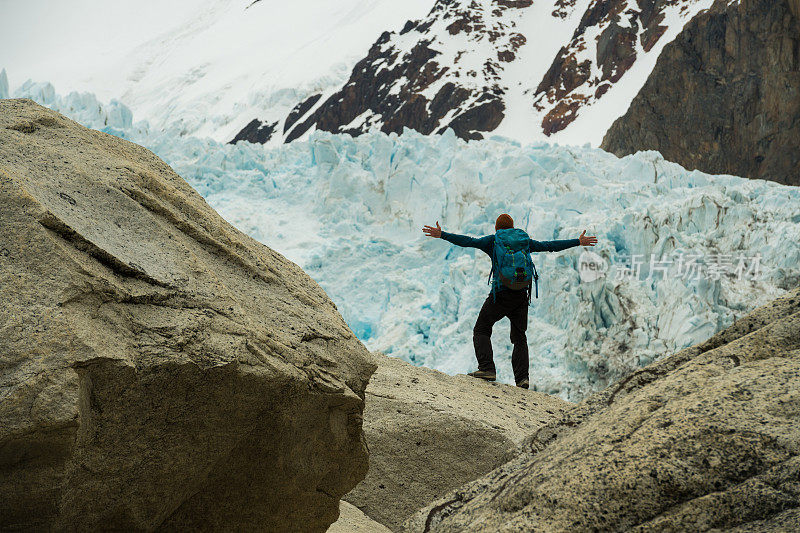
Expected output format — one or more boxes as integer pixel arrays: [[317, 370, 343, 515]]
[[328, 501, 392, 533], [345, 353, 570, 531], [406, 286, 800, 532], [0, 99, 375, 532]]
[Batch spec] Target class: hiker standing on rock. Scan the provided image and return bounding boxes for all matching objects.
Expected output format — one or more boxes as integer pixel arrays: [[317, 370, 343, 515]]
[[423, 214, 598, 389]]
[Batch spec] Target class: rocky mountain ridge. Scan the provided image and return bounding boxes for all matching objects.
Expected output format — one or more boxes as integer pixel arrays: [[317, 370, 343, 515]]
[[235, 0, 714, 145]]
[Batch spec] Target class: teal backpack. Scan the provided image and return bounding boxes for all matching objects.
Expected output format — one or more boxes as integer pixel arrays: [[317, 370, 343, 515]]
[[489, 228, 539, 303]]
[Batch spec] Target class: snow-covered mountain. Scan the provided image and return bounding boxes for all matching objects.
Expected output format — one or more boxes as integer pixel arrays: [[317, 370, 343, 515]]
[[255, 0, 715, 146], [0, 0, 434, 142], [12, 81, 799, 400], [3, 0, 714, 147]]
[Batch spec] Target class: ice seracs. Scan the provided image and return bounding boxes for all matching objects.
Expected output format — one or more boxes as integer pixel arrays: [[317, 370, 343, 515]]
[[11, 79, 800, 401]]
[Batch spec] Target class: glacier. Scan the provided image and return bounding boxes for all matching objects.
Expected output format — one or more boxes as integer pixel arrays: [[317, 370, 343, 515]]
[[5, 77, 800, 400], [0, 69, 8, 99]]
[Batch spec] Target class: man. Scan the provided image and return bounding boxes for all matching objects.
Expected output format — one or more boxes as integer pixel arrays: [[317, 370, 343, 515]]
[[422, 214, 598, 389]]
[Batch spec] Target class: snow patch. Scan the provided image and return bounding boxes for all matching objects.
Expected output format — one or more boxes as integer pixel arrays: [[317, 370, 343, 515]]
[[0, 0, 435, 144]]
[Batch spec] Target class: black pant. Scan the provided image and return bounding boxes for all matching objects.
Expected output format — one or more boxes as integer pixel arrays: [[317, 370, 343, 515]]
[[473, 289, 529, 384]]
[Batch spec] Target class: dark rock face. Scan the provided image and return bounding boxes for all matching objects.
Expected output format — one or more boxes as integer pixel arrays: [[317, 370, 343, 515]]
[[602, 0, 800, 186], [284, 93, 322, 134], [229, 118, 278, 144], [406, 287, 800, 532]]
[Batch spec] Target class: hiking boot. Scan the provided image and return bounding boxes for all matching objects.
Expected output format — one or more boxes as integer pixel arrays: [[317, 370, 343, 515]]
[[516, 379, 529, 389], [467, 370, 496, 381]]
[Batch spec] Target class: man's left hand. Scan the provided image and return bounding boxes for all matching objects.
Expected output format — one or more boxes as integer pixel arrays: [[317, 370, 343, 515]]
[[423, 221, 443, 239], [579, 230, 598, 246]]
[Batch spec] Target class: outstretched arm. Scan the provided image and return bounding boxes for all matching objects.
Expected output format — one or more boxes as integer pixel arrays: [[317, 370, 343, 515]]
[[530, 230, 598, 252], [423, 221, 492, 254]]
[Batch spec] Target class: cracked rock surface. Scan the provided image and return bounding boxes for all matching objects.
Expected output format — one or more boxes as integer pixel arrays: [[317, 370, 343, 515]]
[[406, 287, 800, 532], [0, 99, 375, 532]]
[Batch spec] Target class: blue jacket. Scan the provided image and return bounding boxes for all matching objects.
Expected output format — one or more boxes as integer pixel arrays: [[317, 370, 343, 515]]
[[440, 231, 580, 294]]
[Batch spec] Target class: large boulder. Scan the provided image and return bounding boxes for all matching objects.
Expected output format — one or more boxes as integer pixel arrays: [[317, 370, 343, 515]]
[[601, 0, 800, 186], [407, 286, 800, 531], [346, 353, 570, 531], [0, 99, 375, 531]]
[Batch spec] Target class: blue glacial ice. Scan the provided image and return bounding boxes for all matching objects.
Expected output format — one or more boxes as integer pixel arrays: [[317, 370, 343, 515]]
[[7, 77, 800, 400], [0, 69, 8, 99]]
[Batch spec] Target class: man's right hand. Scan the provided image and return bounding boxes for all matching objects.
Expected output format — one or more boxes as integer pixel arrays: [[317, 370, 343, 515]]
[[423, 221, 442, 238]]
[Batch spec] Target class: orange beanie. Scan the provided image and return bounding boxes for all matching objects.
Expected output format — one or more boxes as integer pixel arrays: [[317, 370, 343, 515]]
[[495, 213, 514, 230]]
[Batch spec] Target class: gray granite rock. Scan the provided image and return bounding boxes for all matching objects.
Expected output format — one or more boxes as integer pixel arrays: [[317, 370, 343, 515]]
[[328, 501, 393, 533], [406, 287, 800, 532], [0, 99, 375, 532], [347, 353, 570, 531]]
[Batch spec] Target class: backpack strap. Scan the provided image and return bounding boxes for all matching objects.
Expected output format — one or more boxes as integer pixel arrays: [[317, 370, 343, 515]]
[[490, 238, 500, 302], [526, 261, 538, 306]]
